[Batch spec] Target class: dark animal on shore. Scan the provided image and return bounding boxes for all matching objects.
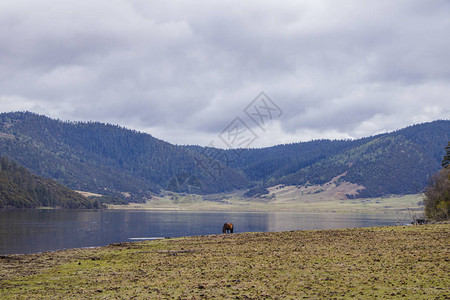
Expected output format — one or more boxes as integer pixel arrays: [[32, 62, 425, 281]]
[[222, 223, 233, 234], [413, 219, 426, 225]]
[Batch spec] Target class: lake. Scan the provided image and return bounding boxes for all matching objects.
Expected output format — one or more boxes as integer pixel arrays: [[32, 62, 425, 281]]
[[0, 209, 400, 255]]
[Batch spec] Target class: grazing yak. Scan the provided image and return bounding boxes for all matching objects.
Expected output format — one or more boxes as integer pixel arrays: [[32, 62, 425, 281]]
[[222, 223, 233, 234]]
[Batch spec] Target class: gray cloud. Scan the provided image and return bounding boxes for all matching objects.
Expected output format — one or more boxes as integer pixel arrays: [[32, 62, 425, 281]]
[[1, 0, 449, 147]]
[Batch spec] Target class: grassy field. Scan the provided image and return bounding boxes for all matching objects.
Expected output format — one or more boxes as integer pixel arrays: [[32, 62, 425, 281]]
[[1, 224, 448, 299], [109, 192, 424, 215], [104, 179, 425, 214]]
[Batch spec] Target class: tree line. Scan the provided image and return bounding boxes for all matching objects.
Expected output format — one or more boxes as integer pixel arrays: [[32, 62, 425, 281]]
[[424, 142, 450, 221]]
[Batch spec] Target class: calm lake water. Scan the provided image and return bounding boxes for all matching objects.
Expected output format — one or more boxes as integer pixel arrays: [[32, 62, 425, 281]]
[[0, 209, 399, 255]]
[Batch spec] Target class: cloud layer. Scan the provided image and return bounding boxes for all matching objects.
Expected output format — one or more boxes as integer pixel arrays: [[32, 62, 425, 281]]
[[1, 0, 449, 147]]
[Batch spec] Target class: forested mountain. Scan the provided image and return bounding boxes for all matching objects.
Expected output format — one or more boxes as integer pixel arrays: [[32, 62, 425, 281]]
[[0, 156, 98, 208], [0, 111, 448, 201], [187, 121, 450, 197], [274, 135, 439, 197], [186, 137, 374, 182], [0, 112, 248, 202]]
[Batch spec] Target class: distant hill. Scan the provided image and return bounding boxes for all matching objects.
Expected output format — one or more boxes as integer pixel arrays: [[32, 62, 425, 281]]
[[0, 111, 448, 201], [187, 121, 450, 198], [274, 134, 438, 197], [0, 156, 98, 208]]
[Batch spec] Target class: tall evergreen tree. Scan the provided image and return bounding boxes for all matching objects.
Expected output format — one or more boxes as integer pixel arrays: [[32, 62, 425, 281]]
[[442, 141, 450, 168]]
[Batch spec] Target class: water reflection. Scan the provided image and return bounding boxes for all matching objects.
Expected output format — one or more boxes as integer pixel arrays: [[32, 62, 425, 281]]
[[265, 212, 397, 232], [0, 209, 396, 255]]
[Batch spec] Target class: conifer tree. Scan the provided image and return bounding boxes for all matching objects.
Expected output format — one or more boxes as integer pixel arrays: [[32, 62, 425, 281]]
[[442, 141, 450, 168]]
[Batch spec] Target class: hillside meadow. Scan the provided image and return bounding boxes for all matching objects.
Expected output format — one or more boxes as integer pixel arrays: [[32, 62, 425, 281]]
[[0, 224, 448, 299], [109, 192, 424, 215]]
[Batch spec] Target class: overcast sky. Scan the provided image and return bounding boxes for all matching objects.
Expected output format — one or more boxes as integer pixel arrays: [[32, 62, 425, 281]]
[[1, 0, 449, 148]]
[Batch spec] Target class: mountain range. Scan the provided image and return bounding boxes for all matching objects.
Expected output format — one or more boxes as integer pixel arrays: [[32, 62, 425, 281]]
[[0, 111, 449, 203]]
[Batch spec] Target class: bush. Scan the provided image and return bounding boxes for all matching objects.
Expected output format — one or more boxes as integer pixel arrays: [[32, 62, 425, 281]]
[[244, 186, 269, 197], [424, 167, 450, 221]]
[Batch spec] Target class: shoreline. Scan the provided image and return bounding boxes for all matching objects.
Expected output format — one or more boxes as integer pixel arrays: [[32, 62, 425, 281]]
[[6, 219, 445, 257], [1, 224, 448, 298], [0, 194, 424, 214], [2, 221, 406, 257]]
